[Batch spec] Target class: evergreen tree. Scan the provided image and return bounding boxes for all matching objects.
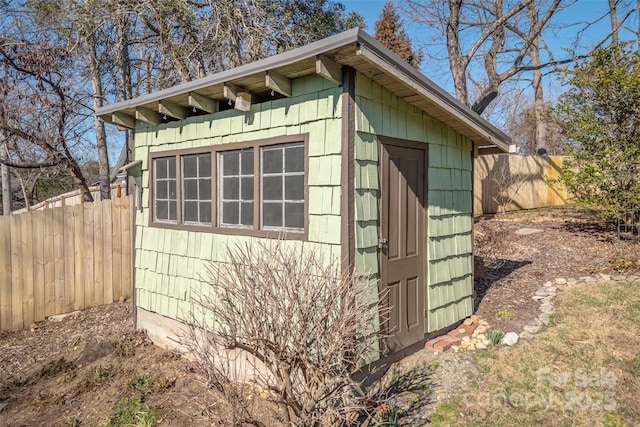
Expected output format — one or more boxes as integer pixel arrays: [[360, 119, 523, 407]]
[[373, 1, 422, 69], [552, 44, 640, 215]]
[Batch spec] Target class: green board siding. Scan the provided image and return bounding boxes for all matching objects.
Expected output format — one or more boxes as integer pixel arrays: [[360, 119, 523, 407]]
[[133, 76, 343, 321], [354, 74, 474, 333]]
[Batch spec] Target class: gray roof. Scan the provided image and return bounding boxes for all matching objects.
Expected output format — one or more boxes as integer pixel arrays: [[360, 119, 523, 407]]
[[96, 28, 511, 151]]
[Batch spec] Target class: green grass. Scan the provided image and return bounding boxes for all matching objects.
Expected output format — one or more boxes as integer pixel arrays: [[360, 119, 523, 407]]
[[99, 398, 161, 427], [432, 281, 640, 426], [429, 397, 462, 427]]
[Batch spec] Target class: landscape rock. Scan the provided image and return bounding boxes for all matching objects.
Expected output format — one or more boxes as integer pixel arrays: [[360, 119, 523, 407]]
[[523, 324, 542, 334], [539, 313, 551, 325], [47, 311, 81, 322], [515, 227, 544, 236], [501, 332, 519, 346]]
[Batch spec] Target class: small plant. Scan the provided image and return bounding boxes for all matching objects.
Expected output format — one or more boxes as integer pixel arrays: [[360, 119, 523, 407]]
[[487, 329, 505, 346], [99, 398, 161, 427], [129, 374, 156, 391], [478, 364, 491, 374], [81, 364, 114, 388], [129, 373, 175, 392], [114, 340, 135, 358], [377, 403, 402, 427], [496, 309, 515, 320], [610, 255, 638, 272]]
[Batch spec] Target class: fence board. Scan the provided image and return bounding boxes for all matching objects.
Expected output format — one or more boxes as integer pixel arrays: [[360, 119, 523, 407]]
[[0, 196, 134, 331], [84, 203, 95, 308], [43, 208, 56, 317], [20, 212, 34, 328], [64, 206, 75, 312], [112, 197, 122, 301], [121, 196, 132, 298], [10, 215, 22, 330], [32, 210, 45, 322], [73, 204, 85, 310], [474, 154, 569, 215], [0, 216, 12, 330], [102, 200, 114, 304], [53, 208, 65, 315], [93, 200, 104, 306]]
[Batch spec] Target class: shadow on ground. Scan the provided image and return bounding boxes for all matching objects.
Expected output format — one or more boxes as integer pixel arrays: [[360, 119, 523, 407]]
[[474, 257, 532, 309], [371, 362, 436, 426]]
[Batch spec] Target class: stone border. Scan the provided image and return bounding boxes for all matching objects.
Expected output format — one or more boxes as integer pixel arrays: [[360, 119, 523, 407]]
[[520, 273, 640, 339]]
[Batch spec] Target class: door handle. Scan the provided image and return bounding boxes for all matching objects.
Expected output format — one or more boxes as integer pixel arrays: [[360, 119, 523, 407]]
[[378, 237, 387, 249]]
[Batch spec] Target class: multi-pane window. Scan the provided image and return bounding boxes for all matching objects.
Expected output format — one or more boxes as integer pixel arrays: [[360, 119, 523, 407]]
[[182, 154, 212, 224], [261, 143, 305, 230], [153, 157, 177, 223], [150, 137, 306, 235], [219, 149, 254, 227]]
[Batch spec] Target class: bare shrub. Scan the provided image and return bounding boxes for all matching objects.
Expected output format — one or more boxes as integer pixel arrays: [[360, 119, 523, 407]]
[[181, 239, 386, 426], [491, 160, 528, 215]]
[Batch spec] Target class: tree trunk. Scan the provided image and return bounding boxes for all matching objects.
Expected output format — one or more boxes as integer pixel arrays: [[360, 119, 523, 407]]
[[446, 0, 469, 106], [116, 14, 135, 194], [0, 135, 11, 215], [88, 34, 111, 200], [609, 0, 619, 45], [528, 3, 546, 153]]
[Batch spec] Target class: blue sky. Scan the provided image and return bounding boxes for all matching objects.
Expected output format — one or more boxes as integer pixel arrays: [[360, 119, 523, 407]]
[[342, 0, 619, 94]]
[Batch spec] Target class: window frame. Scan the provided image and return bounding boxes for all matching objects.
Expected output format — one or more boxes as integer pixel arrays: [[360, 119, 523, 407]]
[[148, 134, 308, 240], [182, 153, 213, 226], [152, 156, 178, 224]]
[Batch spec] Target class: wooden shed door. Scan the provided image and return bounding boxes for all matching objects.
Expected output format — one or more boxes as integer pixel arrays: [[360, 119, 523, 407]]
[[379, 142, 425, 353]]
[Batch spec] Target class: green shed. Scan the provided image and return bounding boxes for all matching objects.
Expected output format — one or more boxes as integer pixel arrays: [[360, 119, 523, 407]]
[[97, 29, 511, 362]]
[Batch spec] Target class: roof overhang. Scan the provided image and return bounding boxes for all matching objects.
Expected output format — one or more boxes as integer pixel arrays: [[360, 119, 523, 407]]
[[96, 28, 511, 152]]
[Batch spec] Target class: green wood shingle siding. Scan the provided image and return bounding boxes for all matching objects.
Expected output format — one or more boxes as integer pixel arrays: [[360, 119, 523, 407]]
[[133, 76, 343, 321], [354, 74, 474, 333]]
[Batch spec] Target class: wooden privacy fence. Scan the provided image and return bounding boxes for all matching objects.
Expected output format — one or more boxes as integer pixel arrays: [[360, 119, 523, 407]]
[[0, 196, 133, 332], [12, 183, 127, 214], [474, 154, 569, 215]]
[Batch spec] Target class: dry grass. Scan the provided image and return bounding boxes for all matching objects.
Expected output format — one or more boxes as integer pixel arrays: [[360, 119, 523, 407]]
[[430, 280, 640, 427]]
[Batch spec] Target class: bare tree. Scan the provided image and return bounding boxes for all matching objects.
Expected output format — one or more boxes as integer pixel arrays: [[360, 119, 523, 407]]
[[610, 0, 620, 45], [182, 240, 387, 426], [402, 0, 573, 115], [528, 2, 547, 152], [0, 38, 94, 202]]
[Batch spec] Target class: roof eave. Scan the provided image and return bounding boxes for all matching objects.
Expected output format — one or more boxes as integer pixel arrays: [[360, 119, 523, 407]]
[[96, 28, 511, 151]]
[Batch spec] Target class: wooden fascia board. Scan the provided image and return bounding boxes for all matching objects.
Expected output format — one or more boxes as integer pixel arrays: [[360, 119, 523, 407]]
[[355, 42, 511, 151]]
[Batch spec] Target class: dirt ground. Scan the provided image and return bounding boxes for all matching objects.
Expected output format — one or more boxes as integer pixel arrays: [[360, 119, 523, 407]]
[[473, 206, 640, 333], [1, 205, 638, 426]]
